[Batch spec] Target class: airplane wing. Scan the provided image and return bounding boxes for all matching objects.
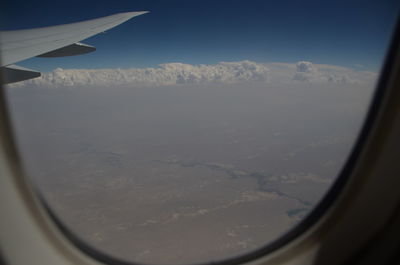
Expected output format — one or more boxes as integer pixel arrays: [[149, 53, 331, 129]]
[[0, 11, 148, 83]]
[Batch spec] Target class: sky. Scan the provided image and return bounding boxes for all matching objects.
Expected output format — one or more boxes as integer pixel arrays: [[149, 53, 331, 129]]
[[1, 0, 399, 72]]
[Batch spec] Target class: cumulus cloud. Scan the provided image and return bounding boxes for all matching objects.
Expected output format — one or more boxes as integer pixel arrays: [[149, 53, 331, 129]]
[[9, 60, 377, 88], [12, 61, 269, 88], [289, 61, 373, 85], [291, 61, 316, 82], [327, 74, 352, 84], [296, 61, 317, 73]]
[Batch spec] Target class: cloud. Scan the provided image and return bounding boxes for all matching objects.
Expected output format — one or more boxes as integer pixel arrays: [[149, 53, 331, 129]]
[[9, 60, 377, 88], [292, 61, 317, 82], [11, 61, 270, 88], [296, 61, 317, 73], [288, 61, 376, 85], [327, 74, 352, 84]]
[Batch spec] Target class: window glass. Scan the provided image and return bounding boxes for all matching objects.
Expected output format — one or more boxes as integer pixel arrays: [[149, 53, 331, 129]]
[[2, 1, 399, 264]]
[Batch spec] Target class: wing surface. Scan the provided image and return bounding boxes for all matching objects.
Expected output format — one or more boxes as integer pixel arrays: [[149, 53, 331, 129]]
[[0, 11, 147, 67]]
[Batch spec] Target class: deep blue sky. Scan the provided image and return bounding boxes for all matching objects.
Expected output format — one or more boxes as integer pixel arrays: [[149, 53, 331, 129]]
[[1, 0, 399, 71]]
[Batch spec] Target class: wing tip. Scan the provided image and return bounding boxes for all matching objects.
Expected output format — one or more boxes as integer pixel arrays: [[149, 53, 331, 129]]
[[124, 11, 150, 18]]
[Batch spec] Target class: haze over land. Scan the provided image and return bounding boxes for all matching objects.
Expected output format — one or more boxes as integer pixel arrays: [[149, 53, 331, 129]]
[[7, 61, 376, 264]]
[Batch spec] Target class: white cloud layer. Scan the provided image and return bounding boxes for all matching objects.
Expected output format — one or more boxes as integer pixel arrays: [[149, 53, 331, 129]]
[[10, 60, 378, 88]]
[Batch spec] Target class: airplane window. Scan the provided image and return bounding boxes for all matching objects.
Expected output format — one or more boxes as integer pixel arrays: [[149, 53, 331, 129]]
[[2, 0, 399, 264]]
